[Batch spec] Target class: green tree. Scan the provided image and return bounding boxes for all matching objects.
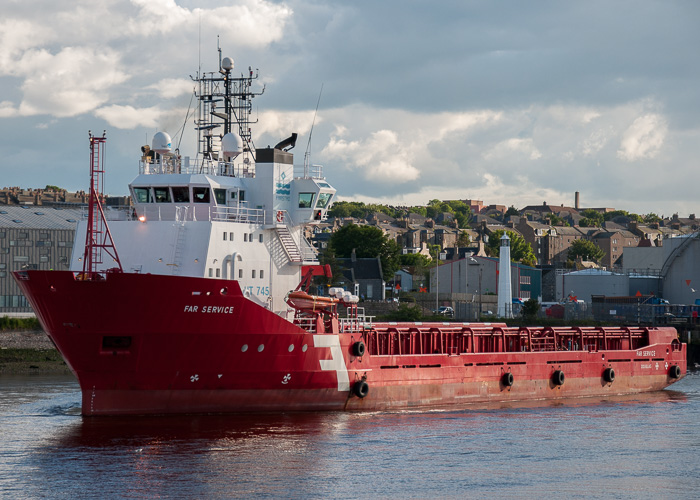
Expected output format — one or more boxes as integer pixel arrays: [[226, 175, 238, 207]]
[[643, 213, 662, 223], [568, 239, 605, 263], [522, 298, 539, 320], [604, 209, 641, 222], [505, 206, 520, 217], [545, 213, 569, 227], [485, 230, 537, 267], [330, 224, 401, 281], [579, 209, 604, 228], [400, 253, 431, 267], [456, 231, 471, 247]]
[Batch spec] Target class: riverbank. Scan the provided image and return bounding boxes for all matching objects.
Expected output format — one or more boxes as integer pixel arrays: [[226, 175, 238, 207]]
[[0, 330, 72, 374]]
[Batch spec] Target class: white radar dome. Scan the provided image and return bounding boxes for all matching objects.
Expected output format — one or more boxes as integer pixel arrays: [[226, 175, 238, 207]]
[[222, 132, 243, 158], [222, 57, 234, 71], [152, 131, 172, 154]]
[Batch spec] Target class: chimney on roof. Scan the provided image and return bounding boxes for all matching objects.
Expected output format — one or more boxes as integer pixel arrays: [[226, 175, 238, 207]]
[[575, 191, 580, 210]]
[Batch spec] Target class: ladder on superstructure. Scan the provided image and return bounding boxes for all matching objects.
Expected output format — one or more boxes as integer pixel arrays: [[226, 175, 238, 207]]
[[82, 132, 123, 278]]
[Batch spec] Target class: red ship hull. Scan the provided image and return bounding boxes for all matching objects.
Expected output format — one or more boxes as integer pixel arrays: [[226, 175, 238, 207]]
[[14, 270, 687, 416]]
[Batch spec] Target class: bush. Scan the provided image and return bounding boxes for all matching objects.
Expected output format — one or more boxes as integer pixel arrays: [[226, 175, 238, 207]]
[[0, 316, 40, 331], [384, 303, 423, 322]]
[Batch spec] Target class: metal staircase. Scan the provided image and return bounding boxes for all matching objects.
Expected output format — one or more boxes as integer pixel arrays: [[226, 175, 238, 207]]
[[276, 226, 302, 263]]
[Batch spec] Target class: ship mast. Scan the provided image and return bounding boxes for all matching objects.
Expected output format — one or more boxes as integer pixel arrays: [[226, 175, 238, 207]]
[[193, 44, 264, 164], [82, 131, 123, 277]]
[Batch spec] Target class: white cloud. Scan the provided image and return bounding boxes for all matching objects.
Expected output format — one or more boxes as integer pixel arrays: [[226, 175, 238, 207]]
[[255, 110, 317, 145], [149, 78, 195, 99], [483, 137, 542, 161], [10, 46, 129, 117], [128, 0, 292, 47], [617, 114, 667, 161], [322, 128, 420, 182], [95, 104, 165, 129], [0, 101, 17, 118]]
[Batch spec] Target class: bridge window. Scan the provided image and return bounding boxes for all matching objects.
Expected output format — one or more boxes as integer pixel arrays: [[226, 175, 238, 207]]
[[214, 189, 226, 204], [133, 187, 151, 203], [193, 187, 210, 203], [316, 192, 333, 209], [172, 186, 189, 202], [154, 187, 171, 203], [298, 193, 315, 208]]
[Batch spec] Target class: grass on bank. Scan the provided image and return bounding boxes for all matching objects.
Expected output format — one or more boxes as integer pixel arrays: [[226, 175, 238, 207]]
[[0, 348, 69, 374], [0, 316, 40, 331]]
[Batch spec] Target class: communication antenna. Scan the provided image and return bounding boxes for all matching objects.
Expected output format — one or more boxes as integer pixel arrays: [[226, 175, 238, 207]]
[[304, 83, 324, 176]]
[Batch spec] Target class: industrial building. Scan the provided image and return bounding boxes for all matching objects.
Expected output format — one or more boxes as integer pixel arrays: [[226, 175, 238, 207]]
[[0, 206, 82, 314]]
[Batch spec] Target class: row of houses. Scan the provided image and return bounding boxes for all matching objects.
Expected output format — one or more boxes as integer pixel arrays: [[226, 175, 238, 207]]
[[2, 188, 700, 316]]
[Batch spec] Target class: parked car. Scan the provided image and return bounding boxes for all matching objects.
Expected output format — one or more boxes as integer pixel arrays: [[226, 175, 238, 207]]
[[433, 306, 454, 317]]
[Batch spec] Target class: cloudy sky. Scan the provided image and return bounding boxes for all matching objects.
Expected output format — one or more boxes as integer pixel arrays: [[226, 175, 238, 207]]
[[1, 0, 699, 217]]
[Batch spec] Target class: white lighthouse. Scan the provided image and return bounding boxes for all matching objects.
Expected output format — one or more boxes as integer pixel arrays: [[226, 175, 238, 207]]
[[497, 233, 513, 318]]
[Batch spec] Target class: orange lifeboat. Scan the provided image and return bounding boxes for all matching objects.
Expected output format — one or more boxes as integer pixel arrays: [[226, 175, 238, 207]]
[[286, 291, 339, 311]]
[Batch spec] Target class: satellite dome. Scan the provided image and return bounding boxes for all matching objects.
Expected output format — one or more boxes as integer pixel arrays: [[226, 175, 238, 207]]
[[222, 132, 243, 158], [222, 57, 234, 71], [152, 131, 172, 154]]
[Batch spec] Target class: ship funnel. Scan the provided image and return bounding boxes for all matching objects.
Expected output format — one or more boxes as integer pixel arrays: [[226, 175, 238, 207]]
[[152, 131, 172, 154], [222, 132, 243, 159], [274, 133, 297, 152]]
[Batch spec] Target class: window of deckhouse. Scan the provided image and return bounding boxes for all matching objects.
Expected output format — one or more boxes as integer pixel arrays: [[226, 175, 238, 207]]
[[133, 187, 151, 203], [154, 187, 171, 203], [214, 189, 226, 204], [298, 193, 315, 208], [193, 187, 210, 203], [172, 187, 189, 203]]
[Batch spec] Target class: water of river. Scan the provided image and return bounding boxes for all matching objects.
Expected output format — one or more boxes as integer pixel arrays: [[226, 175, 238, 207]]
[[1, 372, 699, 499]]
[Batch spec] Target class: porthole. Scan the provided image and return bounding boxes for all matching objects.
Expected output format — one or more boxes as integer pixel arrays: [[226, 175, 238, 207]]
[[241, 344, 248, 352], [288, 344, 294, 352], [257, 344, 264, 352], [302, 344, 308, 352]]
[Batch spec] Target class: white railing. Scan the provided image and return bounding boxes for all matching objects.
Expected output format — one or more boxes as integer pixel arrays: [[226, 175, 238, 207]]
[[140, 157, 325, 180], [138, 204, 265, 224], [140, 157, 255, 178], [212, 205, 266, 224], [293, 164, 324, 179]]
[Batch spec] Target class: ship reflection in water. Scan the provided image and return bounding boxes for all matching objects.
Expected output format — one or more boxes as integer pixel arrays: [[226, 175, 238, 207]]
[[1, 372, 698, 498]]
